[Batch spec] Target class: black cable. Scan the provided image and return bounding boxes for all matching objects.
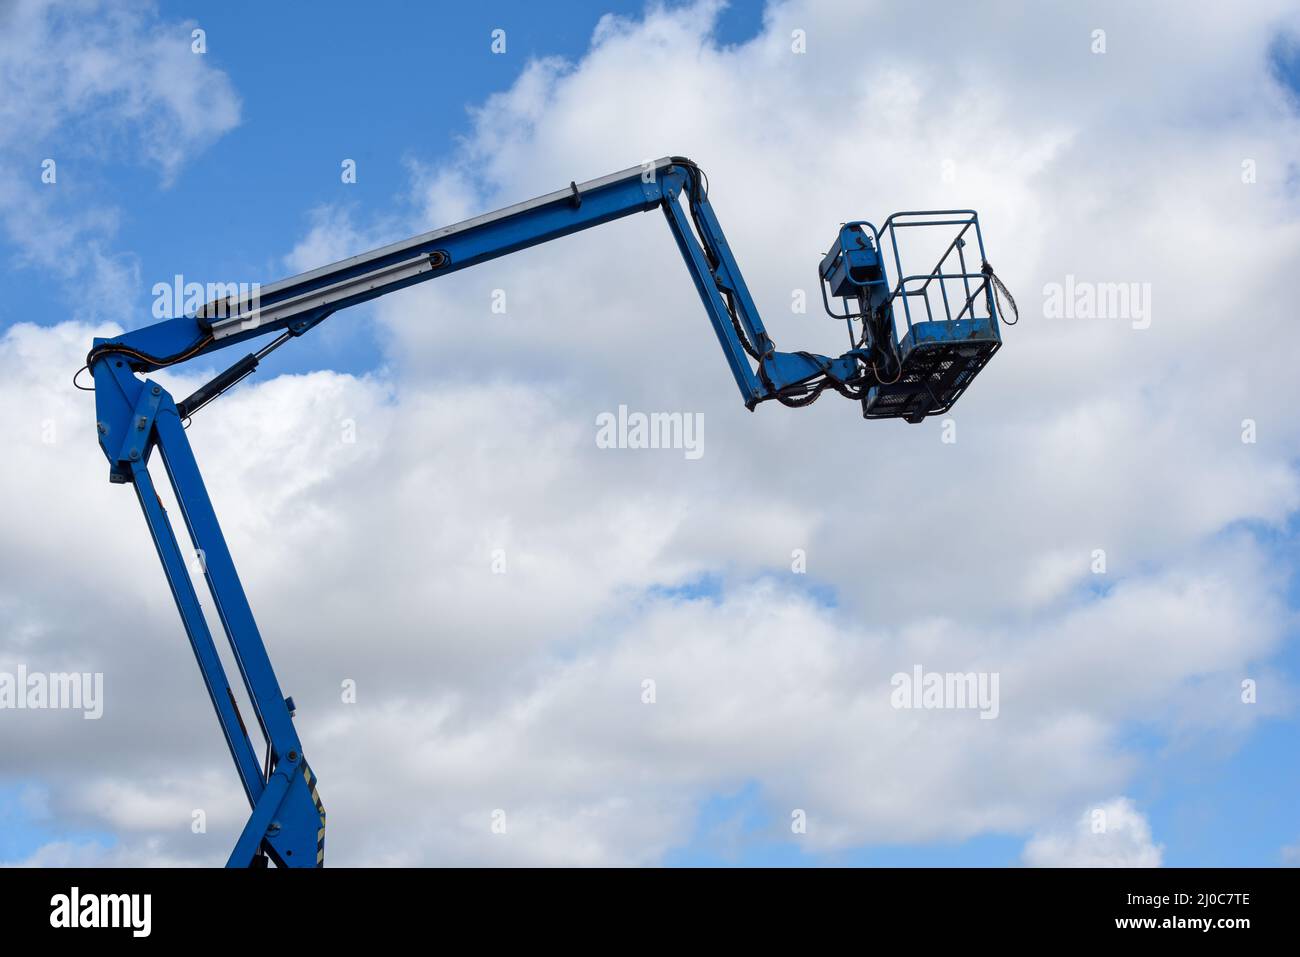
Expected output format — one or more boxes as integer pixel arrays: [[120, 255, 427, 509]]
[[981, 260, 1018, 325], [678, 161, 769, 365], [776, 379, 827, 407], [85, 333, 214, 374], [727, 290, 764, 362]]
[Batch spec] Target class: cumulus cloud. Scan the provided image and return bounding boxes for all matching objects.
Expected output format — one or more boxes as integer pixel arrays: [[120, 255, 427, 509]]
[[7, 839, 200, 869], [2, 1, 1299, 865], [1283, 840, 1300, 866], [0, 0, 241, 322], [0, 313, 1287, 865], [1023, 798, 1163, 867]]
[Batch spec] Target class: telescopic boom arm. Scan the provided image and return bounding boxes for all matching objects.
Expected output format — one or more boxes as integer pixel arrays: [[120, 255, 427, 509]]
[[85, 156, 1007, 866]]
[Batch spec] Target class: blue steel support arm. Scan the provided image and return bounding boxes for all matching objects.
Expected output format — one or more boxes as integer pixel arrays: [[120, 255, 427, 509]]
[[658, 178, 765, 403], [88, 157, 857, 420], [129, 453, 266, 806]]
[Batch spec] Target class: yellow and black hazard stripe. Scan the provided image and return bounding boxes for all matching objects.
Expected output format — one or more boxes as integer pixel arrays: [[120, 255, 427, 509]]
[[302, 763, 326, 867]]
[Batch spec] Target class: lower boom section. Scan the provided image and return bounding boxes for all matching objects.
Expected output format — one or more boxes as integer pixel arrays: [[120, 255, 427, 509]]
[[95, 359, 326, 866]]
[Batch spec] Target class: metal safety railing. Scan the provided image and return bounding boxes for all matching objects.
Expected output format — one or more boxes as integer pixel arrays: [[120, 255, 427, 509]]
[[876, 209, 998, 342]]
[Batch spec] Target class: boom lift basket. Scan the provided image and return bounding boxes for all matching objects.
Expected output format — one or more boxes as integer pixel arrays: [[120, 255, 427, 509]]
[[819, 210, 1002, 423]]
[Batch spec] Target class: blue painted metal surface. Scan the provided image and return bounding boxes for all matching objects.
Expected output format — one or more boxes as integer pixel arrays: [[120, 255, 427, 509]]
[[86, 158, 1007, 865], [818, 209, 1004, 422], [818, 221, 891, 312]]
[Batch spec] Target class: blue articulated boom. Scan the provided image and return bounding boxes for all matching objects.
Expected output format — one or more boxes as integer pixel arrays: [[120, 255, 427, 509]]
[[84, 156, 1010, 866]]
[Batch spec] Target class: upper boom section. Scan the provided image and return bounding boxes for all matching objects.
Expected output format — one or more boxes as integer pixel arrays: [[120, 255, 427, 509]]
[[214, 158, 674, 339], [89, 157, 681, 373]]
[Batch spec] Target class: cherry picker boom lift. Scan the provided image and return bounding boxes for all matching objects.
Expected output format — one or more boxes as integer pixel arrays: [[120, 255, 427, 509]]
[[82, 157, 1012, 866]]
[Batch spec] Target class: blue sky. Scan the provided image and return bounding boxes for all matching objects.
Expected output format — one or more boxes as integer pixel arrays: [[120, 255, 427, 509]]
[[1, 1, 766, 375], [2, 0, 1299, 867]]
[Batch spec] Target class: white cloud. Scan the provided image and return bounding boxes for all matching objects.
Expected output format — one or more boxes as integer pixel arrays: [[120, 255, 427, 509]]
[[1023, 798, 1163, 867], [0, 0, 241, 322], [6, 838, 201, 868], [2, 1, 1299, 865], [0, 0, 240, 176]]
